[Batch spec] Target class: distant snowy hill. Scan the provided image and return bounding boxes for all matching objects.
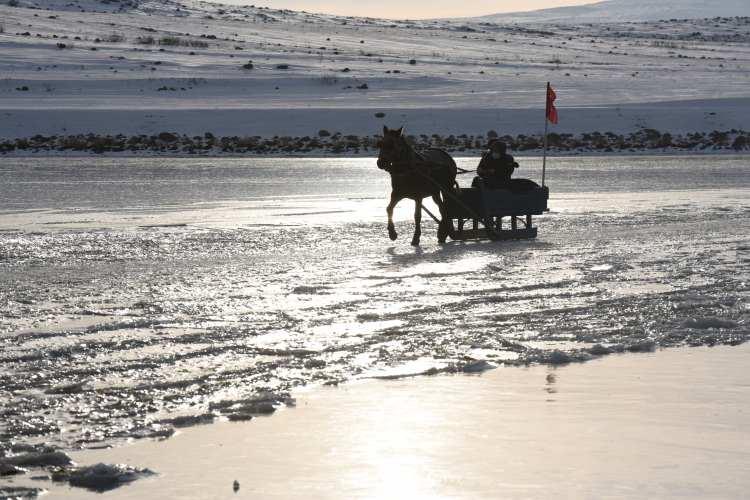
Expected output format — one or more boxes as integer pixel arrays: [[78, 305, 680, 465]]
[[8, 0, 139, 13], [480, 0, 750, 24], [1, 0, 749, 139], [7, 0, 185, 14]]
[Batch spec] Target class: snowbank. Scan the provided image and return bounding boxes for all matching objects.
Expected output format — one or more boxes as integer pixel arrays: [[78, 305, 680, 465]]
[[0, 1, 748, 139], [1, 99, 749, 139]]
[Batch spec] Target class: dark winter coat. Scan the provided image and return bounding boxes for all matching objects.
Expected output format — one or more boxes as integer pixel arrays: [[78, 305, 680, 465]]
[[475, 152, 519, 188]]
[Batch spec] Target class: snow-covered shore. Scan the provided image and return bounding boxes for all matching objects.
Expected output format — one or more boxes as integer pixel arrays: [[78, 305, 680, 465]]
[[1, 0, 749, 141], [2, 125, 747, 156], [2, 99, 749, 139]]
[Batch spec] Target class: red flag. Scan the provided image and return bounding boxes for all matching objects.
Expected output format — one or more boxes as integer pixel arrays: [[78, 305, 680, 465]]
[[546, 82, 559, 124]]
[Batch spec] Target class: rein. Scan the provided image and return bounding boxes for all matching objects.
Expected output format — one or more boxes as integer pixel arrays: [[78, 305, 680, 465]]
[[382, 139, 473, 176]]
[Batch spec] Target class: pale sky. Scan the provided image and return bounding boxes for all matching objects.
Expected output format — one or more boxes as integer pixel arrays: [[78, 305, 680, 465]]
[[215, 0, 598, 19]]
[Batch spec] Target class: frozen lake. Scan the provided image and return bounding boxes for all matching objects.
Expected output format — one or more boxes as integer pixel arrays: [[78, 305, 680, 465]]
[[0, 155, 748, 449], [47, 344, 750, 500]]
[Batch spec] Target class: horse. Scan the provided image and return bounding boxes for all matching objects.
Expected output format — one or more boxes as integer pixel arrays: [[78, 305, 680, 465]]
[[376, 126, 457, 246]]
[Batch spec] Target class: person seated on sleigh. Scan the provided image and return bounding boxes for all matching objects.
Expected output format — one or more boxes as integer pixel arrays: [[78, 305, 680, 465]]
[[472, 140, 519, 189]]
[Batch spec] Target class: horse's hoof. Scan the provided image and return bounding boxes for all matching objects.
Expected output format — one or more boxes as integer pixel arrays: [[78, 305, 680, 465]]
[[411, 237, 420, 246], [388, 228, 397, 241]]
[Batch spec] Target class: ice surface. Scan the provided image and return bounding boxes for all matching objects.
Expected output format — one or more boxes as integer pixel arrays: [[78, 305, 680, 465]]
[[2, 452, 73, 468], [0, 486, 43, 499], [0, 463, 26, 477], [0, 154, 748, 452], [52, 463, 155, 492]]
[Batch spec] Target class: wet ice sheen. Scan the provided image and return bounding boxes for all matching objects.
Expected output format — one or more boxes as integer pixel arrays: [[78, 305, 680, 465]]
[[0, 155, 748, 450]]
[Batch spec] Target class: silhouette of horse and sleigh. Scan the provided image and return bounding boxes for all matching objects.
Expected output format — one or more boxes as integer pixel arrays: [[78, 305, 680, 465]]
[[377, 126, 549, 245]]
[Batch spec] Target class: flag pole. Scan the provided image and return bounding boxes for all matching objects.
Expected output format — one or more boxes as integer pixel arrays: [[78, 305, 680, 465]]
[[542, 82, 549, 188]]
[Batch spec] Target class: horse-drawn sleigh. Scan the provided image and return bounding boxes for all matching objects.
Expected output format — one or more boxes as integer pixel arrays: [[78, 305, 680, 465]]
[[445, 181, 549, 241], [377, 126, 549, 245]]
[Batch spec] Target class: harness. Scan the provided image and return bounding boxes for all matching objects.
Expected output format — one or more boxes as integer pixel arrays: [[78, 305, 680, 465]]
[[379, 138, 471, 177], [379, 137, 485, 224]]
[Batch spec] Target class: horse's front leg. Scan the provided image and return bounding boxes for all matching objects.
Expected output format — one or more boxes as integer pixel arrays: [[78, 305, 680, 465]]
[[432, 192, 454, 244], [386, 193, 399, 241], [411, 199, 422, 246]]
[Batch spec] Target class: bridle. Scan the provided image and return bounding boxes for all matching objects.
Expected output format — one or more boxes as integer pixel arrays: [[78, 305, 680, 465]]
[[377, 134, 417, 175]]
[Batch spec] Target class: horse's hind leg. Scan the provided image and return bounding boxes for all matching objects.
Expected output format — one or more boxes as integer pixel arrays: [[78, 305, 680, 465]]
[[432, 192, 454, 244], [411, 199, 422, 246], [386, 193, 399, 241]]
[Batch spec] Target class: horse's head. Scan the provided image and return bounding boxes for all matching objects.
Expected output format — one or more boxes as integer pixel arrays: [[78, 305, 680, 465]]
[[376, 126, 410, 173]]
